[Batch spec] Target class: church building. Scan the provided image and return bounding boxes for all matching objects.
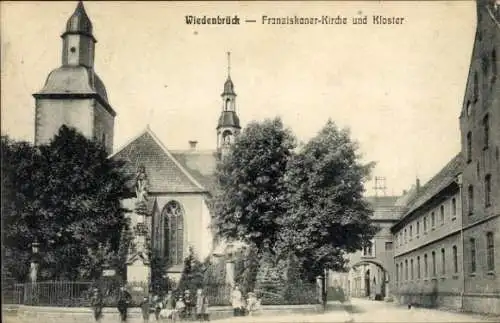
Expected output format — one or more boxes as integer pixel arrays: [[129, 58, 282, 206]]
[[33, 1, 242, 283]]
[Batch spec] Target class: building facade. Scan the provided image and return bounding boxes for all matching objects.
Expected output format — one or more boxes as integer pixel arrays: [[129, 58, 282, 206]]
[[391, 0, 500, 314], [32, 1, 243, 283]]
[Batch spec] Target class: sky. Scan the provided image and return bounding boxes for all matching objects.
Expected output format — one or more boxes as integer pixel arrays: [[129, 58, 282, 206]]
[[1, 1, 477, 196]]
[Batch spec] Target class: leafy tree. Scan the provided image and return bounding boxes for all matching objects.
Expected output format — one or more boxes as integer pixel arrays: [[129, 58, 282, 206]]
[[280, 120, 378, 282], [1, 126, 130, 281], [1, 135, 42, 282], [211, 118, 296, 255], [178, 247, 205, 293]]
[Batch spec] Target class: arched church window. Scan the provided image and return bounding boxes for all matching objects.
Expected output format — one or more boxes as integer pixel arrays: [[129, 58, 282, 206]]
[[162, 201, 184, 266], [225, 98, 231, 111]]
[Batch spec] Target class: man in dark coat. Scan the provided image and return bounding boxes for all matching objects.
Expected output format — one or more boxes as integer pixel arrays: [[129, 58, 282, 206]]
[[117, 286, 132, 322]]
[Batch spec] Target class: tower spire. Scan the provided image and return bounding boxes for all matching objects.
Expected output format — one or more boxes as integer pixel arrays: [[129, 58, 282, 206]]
[[227, 51, 231, 78]]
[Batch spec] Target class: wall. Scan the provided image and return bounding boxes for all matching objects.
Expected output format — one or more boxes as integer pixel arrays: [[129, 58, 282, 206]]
[[35, 98, 93, 145], [93, 100, 115, 155]]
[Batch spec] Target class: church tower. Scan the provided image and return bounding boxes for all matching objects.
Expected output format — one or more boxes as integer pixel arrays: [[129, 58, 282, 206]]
[[33, 1, 116, 154], [217, 52, 241, 158]]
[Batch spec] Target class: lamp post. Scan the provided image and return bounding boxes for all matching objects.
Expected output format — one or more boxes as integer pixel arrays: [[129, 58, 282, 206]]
[[30, 239, 40, 284]]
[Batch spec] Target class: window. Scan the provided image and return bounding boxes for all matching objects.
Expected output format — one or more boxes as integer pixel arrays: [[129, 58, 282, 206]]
[[396, 263, 399, 283], [411, 258, 414, 280], [492, 50, 497, 83], [385, 241, 393, 251], [440, 205, 445, 225], [417, 256, 421, 279], [467, 132, 472, 162], [424, 217, 428, 232], [468, 185, 474, 215], [452, 198, 457, 218], [416, 221, 420, 236], [363, 240, 374, 257], [410, 225, 413, 239], [485, 174, 492, 207], [473, 72, 479, 102], [404, 229, 407, 242], [470, 238, 476, 273], [483, 115, 489, 149], [441, 248, 446, 275], [453, 246, 458, 274], [466, 101, 472, 116], [162, 201, 184, 266], [405, 259, 408, 281], [487, 232, 495, 272], [431, 212, 435, 228], [432, 251, 437, 277], [400, 263, 404, 282], [424, 254, 428, 277], [400, 232, 403, 245]]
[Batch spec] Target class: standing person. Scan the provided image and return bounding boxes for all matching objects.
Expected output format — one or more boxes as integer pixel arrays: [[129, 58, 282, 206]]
[[90, 287, 103, 322], [246, 292, 258, 317], [174, 296, 186, 321], [152, 295, 163, 321], [117, 286, 132, 322], [195, 289, 209, 321], [140, 296, 150, 323], [230, 285, 243, 317], [184, 290, 193, 319]]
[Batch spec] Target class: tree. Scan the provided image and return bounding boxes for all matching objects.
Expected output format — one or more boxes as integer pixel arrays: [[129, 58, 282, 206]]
[[178, 247, 205, 293], [1, 126, 130, 281], [280, 120, 378, 283], [211, 118, 296, 255]]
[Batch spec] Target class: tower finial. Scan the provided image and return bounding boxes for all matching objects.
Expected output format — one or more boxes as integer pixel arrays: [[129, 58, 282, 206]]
[[227, 51, 231, 78]]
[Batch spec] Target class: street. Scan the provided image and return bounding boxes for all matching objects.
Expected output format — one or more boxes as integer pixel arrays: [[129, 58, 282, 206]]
[[3, 299, 500, 323]]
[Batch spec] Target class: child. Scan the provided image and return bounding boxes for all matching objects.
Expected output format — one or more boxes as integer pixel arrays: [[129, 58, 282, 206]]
[[195, 289, 209, 321], [90, 287, 103, 322], [140, 296, 150, 323], [246, 292, 260, 316]]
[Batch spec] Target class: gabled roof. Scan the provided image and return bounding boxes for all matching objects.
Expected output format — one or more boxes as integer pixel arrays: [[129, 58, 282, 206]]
[[110, 127, 208, 193], [171, 150, 219, 195], [364, 196, 405, 221], [403, 153, 463, 217]]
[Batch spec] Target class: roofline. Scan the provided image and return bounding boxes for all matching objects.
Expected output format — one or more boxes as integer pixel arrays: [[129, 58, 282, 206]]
[[108, 126, 206, 191], [390, 179, 461, 233], [33, 92, 116, 117], [108, 126, 151, 159]]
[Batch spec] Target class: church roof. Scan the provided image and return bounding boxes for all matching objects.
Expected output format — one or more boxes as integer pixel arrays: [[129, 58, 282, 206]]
[[364, 196, 405, 221], [110, 128, 216, 194], [33, 66, 112, 114], [222, 77, 236, 96], [171, 150, 219, 195], [217, 111, 241, 129], [64, 1, 93, 37]]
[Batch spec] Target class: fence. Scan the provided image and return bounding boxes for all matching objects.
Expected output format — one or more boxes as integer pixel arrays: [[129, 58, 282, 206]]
[[23, 281, 94, 307]]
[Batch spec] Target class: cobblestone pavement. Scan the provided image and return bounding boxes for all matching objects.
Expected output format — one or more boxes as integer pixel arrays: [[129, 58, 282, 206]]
[[4, 300, 500, 323], [345, 298, 500, 323]]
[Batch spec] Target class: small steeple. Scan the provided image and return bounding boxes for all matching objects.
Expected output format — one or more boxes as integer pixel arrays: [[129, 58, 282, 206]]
[[64, 1, 93, 37], [222, 52, 236, 96]]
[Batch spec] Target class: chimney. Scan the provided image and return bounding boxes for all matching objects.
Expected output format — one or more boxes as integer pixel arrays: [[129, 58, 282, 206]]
[[188, 140, 198, 150], [416, 178, 421, 192]]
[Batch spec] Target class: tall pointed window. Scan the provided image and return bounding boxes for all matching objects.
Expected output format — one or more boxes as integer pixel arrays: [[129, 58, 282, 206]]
[[470, 238, 476, 273], [441, 248, 446, 275], [467, 132, 472, 163], [487, 232, 495, 272], [453, 246, 458, 274], [483, 114, 490, 149], [432, 251, 436, 277], [162, 201, 184, 266], [473, 72, 479, 102], [468, 185, 474, 215], [485, 174, 492, 207]]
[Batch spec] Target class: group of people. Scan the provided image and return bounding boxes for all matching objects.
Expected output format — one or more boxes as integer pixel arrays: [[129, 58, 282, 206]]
[[90, 286, 209, 322], [230, 285, 261, 317], [89, 284, 260, 322]]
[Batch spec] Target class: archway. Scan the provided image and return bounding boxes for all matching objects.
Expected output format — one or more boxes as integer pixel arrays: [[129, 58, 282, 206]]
[[349, 260, 389, 300]]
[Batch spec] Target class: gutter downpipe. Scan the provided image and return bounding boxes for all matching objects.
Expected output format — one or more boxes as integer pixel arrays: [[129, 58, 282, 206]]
[[458, 175, 466, 312]]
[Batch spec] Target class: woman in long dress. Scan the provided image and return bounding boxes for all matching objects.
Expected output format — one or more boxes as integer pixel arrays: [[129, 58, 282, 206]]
[[231, 285, 243, 316]]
